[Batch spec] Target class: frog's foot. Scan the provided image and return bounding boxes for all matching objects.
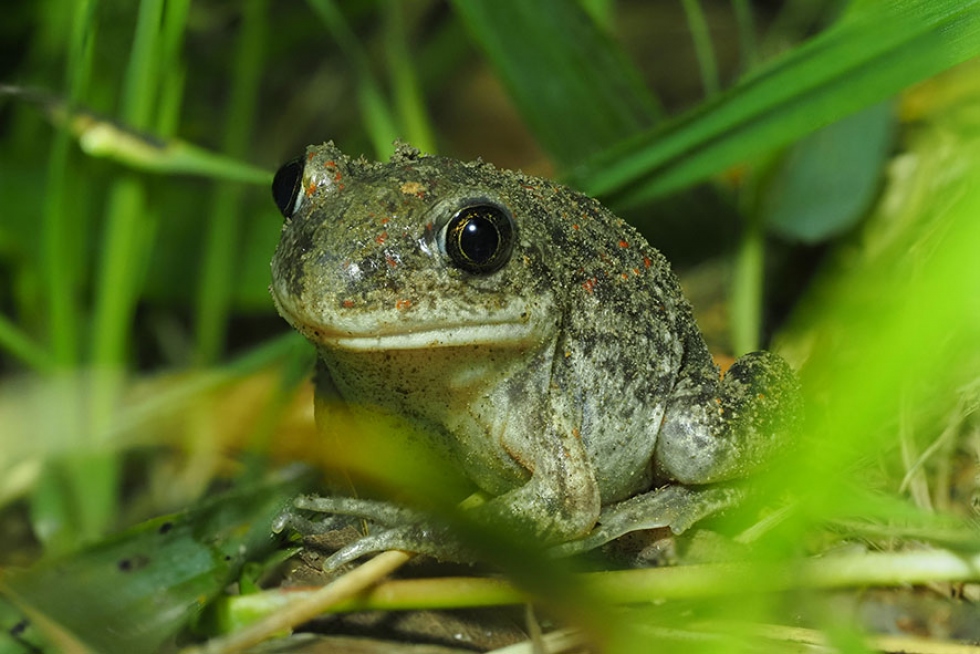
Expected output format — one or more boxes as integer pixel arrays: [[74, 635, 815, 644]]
[[550, 484, 744, 558], [274, 495, 473, 572]]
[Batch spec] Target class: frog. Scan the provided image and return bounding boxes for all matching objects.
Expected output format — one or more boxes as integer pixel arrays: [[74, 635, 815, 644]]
[[269, 141, 800, 570]]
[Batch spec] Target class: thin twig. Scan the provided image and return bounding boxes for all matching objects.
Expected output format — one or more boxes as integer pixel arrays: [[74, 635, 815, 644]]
[[182, 550, 412, 654]]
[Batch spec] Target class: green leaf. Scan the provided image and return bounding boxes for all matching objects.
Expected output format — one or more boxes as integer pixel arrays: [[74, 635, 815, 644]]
[[761, 101, 896, 243], [1, 473, 308, 654], [565, 0, 980, 207], [450, 0, 661, 166]]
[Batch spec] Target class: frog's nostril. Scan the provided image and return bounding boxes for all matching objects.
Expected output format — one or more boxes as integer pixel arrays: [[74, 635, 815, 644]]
[[272, 156, 305, 219]]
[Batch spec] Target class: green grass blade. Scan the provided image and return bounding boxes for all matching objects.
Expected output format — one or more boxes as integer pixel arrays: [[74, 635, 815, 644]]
[[0, 315, 55, 371], [731, 217, 764, 354], [78, 0, 165, 550], [80, 126, 272, 183], [0, 85, 272, 183], [91, 0, 164, 369], [451, 0, 661, 166], [384, 0, 436, 154], [732, 0, 758, 69], [40, 0, 98, 368], [306, 0, 399, 157], [681, 0, 720, 96], [194, 0, 269, 365], [566, 0, 980, 207]]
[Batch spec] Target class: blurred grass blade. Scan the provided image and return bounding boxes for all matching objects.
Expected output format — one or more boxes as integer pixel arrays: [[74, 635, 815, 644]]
[[451, 0, 661, 166], [566, 0, 980, 207], [0, 315, 54, 371], [384, 0, 437, 154], [1, 86, 271, 184], [305, 0, 400, 158], [681, 0, 720, 96], [1, 473, 309, 654], [194, 0, 269, 365]]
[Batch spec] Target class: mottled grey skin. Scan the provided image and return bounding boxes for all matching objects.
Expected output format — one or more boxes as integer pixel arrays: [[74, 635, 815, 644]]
[[271, 142, 800, 567]]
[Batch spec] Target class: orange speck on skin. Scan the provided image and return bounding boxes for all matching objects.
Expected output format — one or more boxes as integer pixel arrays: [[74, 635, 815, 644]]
[[307, 152, 315, 161], [395, 299, 412, 311], [618, 240, 629, 248], [324, 159, 335, 167], [632, 268, 640, 275], [375, 231, 388, 245], [582, 278, 596, 294], [381, 217, 390, 225], [342, 299, 355, 308], [572, 224, 580, 230], [643, 256, 652, 268], [305, 181, 317, 197], [385, 255, 398, 268], [621, 273, 629, 280]]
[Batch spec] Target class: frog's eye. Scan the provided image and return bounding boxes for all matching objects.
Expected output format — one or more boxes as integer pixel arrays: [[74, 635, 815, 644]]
[[272, 156, 305, 218], [443, 204, 515, 274]]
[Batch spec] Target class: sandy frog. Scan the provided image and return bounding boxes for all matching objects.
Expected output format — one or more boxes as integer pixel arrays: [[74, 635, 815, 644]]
[[270, 142, 800, 569]]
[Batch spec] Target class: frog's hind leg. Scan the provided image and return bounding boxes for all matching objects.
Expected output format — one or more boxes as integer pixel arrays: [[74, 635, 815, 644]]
[[549, 484, 743, 557]]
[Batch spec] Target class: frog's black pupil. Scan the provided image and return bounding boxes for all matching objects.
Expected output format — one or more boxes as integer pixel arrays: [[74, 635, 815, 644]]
[[272, 157, 304, 219], [445, 204, 514, 274], [458, 217, 499, 263]]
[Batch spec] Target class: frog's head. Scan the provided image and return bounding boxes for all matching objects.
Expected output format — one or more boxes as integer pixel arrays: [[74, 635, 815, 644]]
[[270, 142, 559, 354]]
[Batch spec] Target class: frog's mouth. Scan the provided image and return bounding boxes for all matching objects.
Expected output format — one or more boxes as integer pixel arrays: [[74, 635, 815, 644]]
[[303, 321, 541, 351], [271, 287, 548, 352]]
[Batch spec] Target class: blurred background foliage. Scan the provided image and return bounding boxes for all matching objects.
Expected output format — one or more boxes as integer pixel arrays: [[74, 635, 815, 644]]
[[1, 0, 979, 651]]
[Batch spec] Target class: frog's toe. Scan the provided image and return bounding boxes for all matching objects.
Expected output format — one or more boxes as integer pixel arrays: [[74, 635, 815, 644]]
[[293, 494, 423, 526], [272, 507, 350, 536], [321, 522, 471, 572], [321, 530, 403, 571], [273, 495, 424, 538], [276, 494, 474, 570], [549, 485, 744, 558]]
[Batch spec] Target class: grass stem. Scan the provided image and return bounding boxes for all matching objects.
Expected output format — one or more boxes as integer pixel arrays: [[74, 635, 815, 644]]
[[681, 0, 721, 96]]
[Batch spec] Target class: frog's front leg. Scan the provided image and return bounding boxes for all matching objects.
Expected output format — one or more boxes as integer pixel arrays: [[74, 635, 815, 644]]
[[655, 350, 801, 485], [275, 495, 473, 570], [485, 406, 602, 541], [287, 363, 602, 570], [318, 417, 599, 569]]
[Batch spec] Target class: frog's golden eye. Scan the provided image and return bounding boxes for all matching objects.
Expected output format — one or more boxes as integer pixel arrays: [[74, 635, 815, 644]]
[[443, 204, 515, 274], [272, 156, 305, 219]]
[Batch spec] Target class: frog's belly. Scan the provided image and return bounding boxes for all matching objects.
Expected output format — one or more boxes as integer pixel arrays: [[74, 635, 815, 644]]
[[584, 402, 665, 504]]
